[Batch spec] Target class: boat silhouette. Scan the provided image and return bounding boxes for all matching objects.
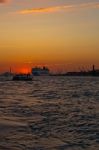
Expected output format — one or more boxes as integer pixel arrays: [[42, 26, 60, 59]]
[[13, 74, 32, 81]]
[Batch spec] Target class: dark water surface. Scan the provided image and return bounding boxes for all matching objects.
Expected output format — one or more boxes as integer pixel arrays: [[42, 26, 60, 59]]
[[0, 76, 99, 150]]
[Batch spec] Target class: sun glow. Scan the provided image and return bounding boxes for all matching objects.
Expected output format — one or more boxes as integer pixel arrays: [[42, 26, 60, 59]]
[[16, 67, 30, 74], [0, 0, 99, 73]]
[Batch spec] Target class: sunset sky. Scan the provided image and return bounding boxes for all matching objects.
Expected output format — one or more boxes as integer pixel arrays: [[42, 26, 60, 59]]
[[0, 0, 99, 73]]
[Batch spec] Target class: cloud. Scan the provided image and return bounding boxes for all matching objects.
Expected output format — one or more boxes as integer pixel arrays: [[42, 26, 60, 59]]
[[18, 5, 73, 14], [16, 2, 99, 14], [0, 0, 10, 3], [80, 2, 99, 9], [0, 0, 6, 3]]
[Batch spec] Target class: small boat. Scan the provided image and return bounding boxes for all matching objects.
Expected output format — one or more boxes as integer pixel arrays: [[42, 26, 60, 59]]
[[13, 74, 32, 81], [0, 72, 13, 81]]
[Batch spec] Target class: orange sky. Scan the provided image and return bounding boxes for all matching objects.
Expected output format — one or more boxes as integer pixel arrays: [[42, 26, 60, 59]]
[[0, 0, 99, 73]]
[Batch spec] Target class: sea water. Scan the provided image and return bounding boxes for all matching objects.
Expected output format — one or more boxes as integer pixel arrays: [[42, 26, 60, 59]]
[[0, 76, 99, 150]]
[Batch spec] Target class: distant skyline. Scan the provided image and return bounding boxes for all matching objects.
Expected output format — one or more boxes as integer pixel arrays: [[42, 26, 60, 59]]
[[0, 0, 99, 73]]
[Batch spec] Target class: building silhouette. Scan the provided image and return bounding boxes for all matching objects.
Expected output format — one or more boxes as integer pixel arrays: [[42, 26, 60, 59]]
[[66, 65, 99, 76]]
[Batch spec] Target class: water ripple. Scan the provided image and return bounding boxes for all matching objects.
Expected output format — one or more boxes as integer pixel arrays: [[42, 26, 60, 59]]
[[0, 76, 99, 149]]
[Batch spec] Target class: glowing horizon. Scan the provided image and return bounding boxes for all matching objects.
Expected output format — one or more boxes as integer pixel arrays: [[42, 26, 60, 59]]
[[0, 0, 99, 73]]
